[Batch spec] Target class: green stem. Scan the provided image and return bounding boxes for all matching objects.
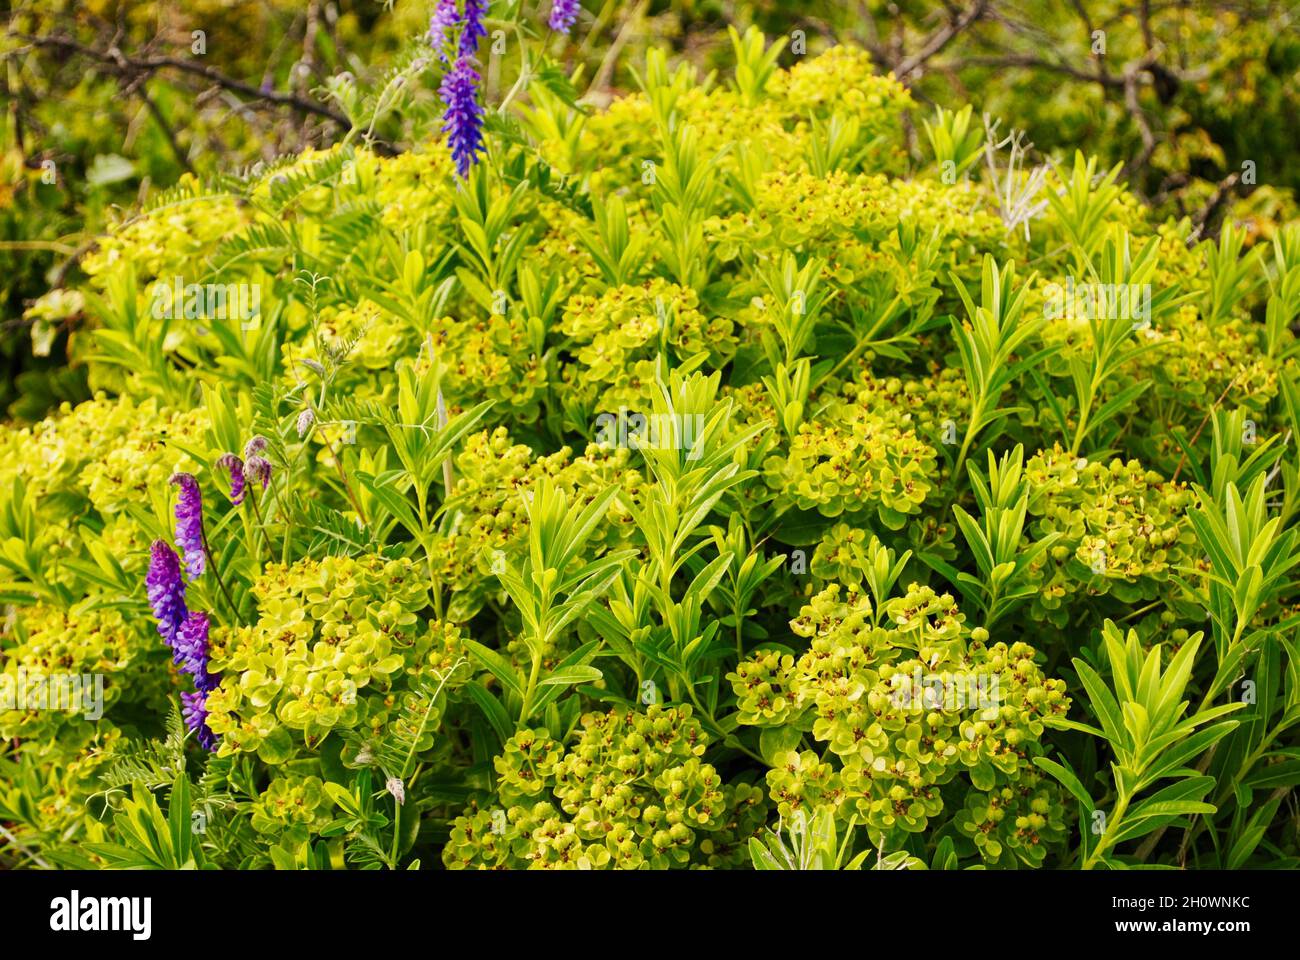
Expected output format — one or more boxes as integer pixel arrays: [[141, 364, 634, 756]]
[[276, 467, 293, 566], [416, 486, 445, 622], [390, 799, 401, 868], [734, 597, 744, 661], [1082, 789, 1130, 870], [519, 645, 544, 726], [810, 294, 905, 393], [200, 524, 242, 625], [247, 492, 272, 559], [1070, 390, 1094, 456], [952, 397, 984, 482], [683, 682, 764, 764]]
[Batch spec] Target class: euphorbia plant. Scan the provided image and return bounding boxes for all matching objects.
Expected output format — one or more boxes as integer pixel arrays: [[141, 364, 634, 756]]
[[1040, 623, 1244, 869]]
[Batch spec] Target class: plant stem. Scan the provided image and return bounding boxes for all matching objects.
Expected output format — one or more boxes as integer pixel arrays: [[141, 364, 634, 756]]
[[390, 799, 401, 868], [1069, 392, 1093, 455], [519, 646, 544, 726], [200, 524, 241, 624], [810, 293, 905, 393], [684, 682, 764, 764], [1082, 789, 1130, 870], [248, 492, 272, 558]]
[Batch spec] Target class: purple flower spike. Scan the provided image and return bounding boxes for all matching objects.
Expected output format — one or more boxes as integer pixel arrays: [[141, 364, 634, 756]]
[[146, 540, 188, 645], [549, 0, 580, 35], [296, 408, 315, 438], [428, 0, 460, 61], [460, 0, 488, 57], [176, 612, 221, 751], [215, 453, 246, 506], [440, 55, 485, 178], [170, 473, 206, 579], [243, 435, 269, 459], [181, 690, 218, 752], [174, 612, 216, 688]]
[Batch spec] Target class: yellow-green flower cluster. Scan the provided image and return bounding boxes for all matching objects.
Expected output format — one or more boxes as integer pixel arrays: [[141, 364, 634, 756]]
[[0, 604, 167, 742], [524, 199, 603, 285], [708, 170, 1004, 283], [249, 775, 333, 835], [80, 174, 249, 285], [443, 705, 767, 869], [953, 776, 1069, 866], [286, 300, 413, 378], [1022, 446, 1196, 626], [0, 728, 128, 842], [830, 364, 970, 450], [809, 523, 874, 586], [578, 87, 803, 195], [559, 279, 737, 411], [206, 554, 434, 753], [369, 149, 456, 230], [762, 387, 938, 527], [767, 46, 914, 132], [428, 428, 643, 622], [0, 393, 206, 512], [729, 583, 1070, 863], [1141, 305, 1279, 413], [424, 311, 550, 416]]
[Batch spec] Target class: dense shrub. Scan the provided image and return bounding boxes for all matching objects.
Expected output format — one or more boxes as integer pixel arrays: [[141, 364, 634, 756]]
[[2, 14, 1299, 871]]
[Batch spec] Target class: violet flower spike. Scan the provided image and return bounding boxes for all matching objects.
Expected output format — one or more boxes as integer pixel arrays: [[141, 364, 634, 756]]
[[549, 0, 580, 35], [175, 612, 220, 751], [181, 690, 218, 752], [459, 0, 488, 57], [243, 435, 269, 459], [215, 453, 246, 506], [296, 408, 315, 438], [174, 611, 220, 692], [427, 0, 460, 62], [146, 540, 188, 646], [440, 54, 485, 178], [170, 473, 206, 579]]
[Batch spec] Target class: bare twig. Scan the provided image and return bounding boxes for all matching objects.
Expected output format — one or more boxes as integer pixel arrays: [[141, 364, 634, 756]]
[[894, 0, 989, 81], [1188, 172, 1242, 244], [931, 53, 1125, 88], [20, 33, 352, 129]]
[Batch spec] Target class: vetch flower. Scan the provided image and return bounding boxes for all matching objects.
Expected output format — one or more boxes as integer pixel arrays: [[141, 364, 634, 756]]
[[245, 455, 272, 491], [296, 408, 315, 438], [242, 435, 273, 491], [215, 453, 246, 506], [428, 0, 459, 60], [173, 611, 220, 752], [170, 472, 205, 578], [549, 0, 580, 34], [175, 611, 220, 694], [146, 540, 188, 645], [440, 55, 485, 178], [459, 0, 488, 57], [181, 690, 218, 752]]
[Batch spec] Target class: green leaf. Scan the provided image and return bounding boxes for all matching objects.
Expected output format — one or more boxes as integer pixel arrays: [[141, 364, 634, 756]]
[[463, 681, 513, 745], [1073, 658, 1128, 748], [168, 771, 192, 867], [463, 638, 525, 700], [538, 666, 604, 686], [1034, 756, 1094, 811], [759, 725, 804, 765], [748, 837, 784, 870]]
